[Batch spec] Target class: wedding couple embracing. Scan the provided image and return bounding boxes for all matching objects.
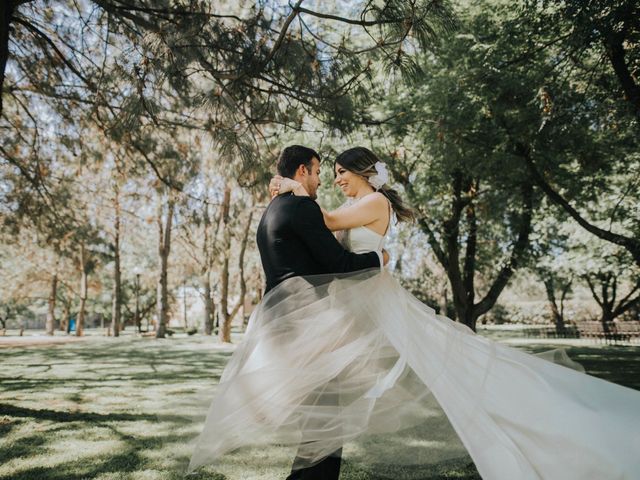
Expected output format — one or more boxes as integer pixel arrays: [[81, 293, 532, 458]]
[[188, 145, 640, 479]]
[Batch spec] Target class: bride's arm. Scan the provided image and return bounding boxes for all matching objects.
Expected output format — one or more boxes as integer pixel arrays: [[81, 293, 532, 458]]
[[269, 176, 387, 232], [322, 193, 387, 232]]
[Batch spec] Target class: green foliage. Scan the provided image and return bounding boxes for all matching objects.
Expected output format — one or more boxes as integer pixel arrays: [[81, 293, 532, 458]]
[[361, 0, 640, 326]]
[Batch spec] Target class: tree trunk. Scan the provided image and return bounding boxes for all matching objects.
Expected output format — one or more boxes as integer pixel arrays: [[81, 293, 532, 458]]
[[0, 1, 17, 117], [46, 272, 57, 336], [400, 167, 533, 332], [219, 185, 233, 343], [604, 33, 640, 118], [440, 281, 449, 318], [200, 197, 216, 336], [236, 210, 254, 327], [134, 274, 141, 333], [111, 182, 122, 337], [202, 272, 215, 335], [60, 300, 70, 333], [156, 196, 174, 338], [543, 278, 565, 331], [183, 279, 188, 329], [76, 243, 88, 337]]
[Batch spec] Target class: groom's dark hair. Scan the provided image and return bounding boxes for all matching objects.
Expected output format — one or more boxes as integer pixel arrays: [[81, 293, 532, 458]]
[[276, 145, 321, 179]]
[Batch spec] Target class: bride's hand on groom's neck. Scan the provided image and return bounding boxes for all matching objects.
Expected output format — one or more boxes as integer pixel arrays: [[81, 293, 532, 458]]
[[269, 175, 308, 198], [269, 175, 283, 198]]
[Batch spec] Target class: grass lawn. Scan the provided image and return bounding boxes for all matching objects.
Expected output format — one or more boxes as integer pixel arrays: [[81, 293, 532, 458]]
[[1, 332, 639, 480]]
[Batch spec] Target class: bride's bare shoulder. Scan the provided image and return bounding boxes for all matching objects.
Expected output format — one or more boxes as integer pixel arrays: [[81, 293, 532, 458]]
[[359, 192, 388, 209]]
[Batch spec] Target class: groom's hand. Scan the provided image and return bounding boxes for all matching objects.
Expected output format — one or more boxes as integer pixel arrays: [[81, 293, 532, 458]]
[[382, 249, 389, 265]]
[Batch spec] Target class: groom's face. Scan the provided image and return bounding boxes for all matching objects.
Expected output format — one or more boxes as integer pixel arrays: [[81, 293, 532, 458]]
[[302, 157, 321, 199]]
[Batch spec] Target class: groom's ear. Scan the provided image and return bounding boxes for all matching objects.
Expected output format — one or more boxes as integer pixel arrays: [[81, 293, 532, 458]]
[[295, 163, 308, 178]]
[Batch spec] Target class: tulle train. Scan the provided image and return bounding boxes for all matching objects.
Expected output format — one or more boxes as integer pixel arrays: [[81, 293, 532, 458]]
[[188, 269, 640, 479]]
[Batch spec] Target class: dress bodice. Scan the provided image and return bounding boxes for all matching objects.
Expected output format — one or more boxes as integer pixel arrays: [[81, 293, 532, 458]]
[[338, 226, 386, 254], [335, 195, 391, 254]]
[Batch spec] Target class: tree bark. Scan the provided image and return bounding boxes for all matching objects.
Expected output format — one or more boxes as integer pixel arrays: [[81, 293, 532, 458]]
[[182, 279, 188, 329], [219, 199, 253, 340], [60, 299, 70, 333], [459, 181, 478, 326], [76, 242, 88, 337], [604, 33, 640, 118], [0, 1, 18, 117], [202, 273, 215, 335], [439, 281, 449, 318], [156, 195, 174, 338], [543, 278, 565, 331], [134, 274, 141, 333], [200, 199, 216, 335], [111, 181, 121, 337], [45, 272, 57, 336], [219, 185, 233, 343], [236, 210, 254, 326]]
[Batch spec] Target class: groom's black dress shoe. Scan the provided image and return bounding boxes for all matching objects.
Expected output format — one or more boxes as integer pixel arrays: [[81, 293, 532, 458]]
[[286, 448, 342, 480]]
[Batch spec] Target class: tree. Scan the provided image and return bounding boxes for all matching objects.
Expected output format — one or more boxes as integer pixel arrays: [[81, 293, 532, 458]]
[[528, 213, 577, 330], [579, 243, 640, 326], [524, 0, 640, 118], [110, 166, 123, 337], [374, 5, 547, 330], [155, 188, 175, 339], [372, 0, 639, 330], [512, 0, 640, 265]]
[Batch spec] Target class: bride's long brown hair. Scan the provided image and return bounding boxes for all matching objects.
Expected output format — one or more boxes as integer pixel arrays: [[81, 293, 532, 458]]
[[334, 147, 415, 223]]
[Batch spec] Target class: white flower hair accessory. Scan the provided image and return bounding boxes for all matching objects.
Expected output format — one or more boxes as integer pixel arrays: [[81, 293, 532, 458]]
[[368, 161, 389, 190]]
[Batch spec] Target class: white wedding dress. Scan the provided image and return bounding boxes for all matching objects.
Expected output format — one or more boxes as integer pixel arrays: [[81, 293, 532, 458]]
[[189, 225, 640, 479]]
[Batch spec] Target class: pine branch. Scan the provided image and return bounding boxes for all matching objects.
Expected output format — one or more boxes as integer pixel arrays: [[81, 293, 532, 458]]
[[295, 6, 402, 26], [13, 16, 96, 90], [521, 145, 640, 267]]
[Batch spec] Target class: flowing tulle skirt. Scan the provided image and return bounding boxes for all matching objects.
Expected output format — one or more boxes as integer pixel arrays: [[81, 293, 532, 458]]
[[189, 269, 640, 479]]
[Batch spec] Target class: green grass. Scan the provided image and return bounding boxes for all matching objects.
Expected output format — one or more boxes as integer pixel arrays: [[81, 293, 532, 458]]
[[1, 334, 638, 480]]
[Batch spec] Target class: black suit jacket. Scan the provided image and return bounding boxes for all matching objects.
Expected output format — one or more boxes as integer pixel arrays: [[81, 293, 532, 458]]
[[257, 194, 381, 293]]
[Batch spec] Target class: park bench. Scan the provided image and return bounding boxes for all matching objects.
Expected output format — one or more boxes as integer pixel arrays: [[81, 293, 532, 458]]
[[576, 321, 640, 345], [523, 325, 579, 339], [522, 321, 640, 344], [612, 320, 640, 344]]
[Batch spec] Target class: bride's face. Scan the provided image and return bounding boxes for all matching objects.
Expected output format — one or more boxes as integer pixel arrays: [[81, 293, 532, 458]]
[[334, 163, 366, 197]]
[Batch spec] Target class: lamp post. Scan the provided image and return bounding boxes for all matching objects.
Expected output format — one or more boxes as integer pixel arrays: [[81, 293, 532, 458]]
[[134, 268, 141, 334], [183, 278, 188, 330]]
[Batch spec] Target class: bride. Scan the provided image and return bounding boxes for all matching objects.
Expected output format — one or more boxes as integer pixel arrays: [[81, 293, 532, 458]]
[[189, 147, 640, 479]]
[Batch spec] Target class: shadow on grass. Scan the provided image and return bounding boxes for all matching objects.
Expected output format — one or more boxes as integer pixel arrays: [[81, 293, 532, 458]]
[[1, 337, 638, 480], [340, 457, 481, 480], [0, 421, 227, 480], [522, 345, 640, 391], [0, 338, 235, 478], [0, 432, 48, 465], [0, 403, 185, 424]]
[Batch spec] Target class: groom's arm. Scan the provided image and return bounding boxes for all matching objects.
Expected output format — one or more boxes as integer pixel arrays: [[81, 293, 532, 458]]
[[292, 198, 381, 273]]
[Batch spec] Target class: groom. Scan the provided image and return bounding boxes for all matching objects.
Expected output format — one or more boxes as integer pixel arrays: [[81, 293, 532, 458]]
[[256, 145, 387, 480]]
